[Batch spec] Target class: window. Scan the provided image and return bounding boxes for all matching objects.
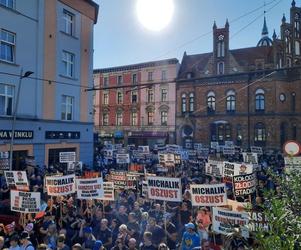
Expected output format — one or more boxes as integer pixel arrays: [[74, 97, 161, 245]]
[[217, 124, 224, 141], [285, 36, 291, 54], [148, 72, 153, 81], [131, 112, 137, 126], [181, 93, 187, 113], [132, 73, 137, 84], [254, 123, 266, 142], [103, 92, 109, 105], [287, 58, 292, 67], [116, 113, 123, 126], [226, 90, 235, 112], [217, 35, 225, 57], [131, 89, 138, 103], [291, 92, 296, 112], [162, 70, 167, 80], [117, 91, 123, 104], [161, 111, 167, 125], [0, 84, 14, 116], [102, 113, 108, 126], [217, 62, 224, 74], [225, 124, 231, 140], [292, 123, 297, 140], [186, 73, 192, 79], [236, 124, 242, 145], [0, 29, 15, 63], [161, 88, 167, 102], [147, 88, 154, 102], [103, 77, 108, 87], [117, 75, 123, 85], [62, 51, 74, 77], [255, 89, 265, 111], [207, 91, 216, 113], [147, 111, 154, 125], [295, 14, 300, 38], [63, 10, 74, 36], [295, 41, 300, 55], [189, 93, 194, 112], [61, 95, 73, 121], [0, 0, 15, 9]]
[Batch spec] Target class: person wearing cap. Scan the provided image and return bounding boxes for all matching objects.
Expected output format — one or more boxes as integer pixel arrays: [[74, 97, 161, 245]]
[[92, 241, 103, 250], [180, 223, 200, 250], [79, 226, 96, 250], [9, 235, 21, 250], [57, 234, 69, 250], [19, 231, 35, 250]]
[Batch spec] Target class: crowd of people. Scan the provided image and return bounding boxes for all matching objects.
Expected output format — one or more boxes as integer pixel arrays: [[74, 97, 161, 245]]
[[0, 144, 287, 250]]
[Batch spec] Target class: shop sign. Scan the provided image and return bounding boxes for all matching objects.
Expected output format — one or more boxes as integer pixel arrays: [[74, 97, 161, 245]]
[[45, 131, 80, 139], [0, 130, 33, 140]]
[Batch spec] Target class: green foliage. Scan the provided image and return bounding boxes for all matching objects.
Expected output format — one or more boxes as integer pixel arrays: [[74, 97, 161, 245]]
[[254, 169, 301, 250]]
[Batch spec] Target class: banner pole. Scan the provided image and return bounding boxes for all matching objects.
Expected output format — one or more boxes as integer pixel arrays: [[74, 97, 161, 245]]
[[164, 200, 167, 243], [210, 206, 216, 246]]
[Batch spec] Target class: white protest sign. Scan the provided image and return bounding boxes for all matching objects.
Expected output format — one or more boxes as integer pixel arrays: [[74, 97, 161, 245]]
[[104, 150, 113, 160], [0, 151, 9, 171], [76, 177, 104, 199], [138, 146, 149, 153], [59, 152, 76, 163], [223, 162, 253, 178], [102, 182, 115, 201], [147, 176, 182, 202], [190, 183, 227, 207], [142, 180, 148, 197], [212, 207, 249, 237], [46, 174, 76, 196], [11, 190, 40, 213], [67, 161, 83, 172], [211, 142, 219, 149], [110, 171, 127, 189], [242, 153, 258, 164], [4, 171, 29, 191], [116, 154, 130, 164], [225, 141, 234, 147], [223, 146, 235, 155], [227, 199, 249, 212], [233, 173, 257, 197], [205, 160, 223, 178], [251, 146, 263, 155], [159, 153, 175, 167]]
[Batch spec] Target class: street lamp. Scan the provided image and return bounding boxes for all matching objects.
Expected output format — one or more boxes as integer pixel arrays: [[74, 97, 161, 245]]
[[9, 69, 34, 171]]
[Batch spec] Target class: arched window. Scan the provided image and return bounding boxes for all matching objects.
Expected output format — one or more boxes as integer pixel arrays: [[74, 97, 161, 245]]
[[254, 123, 266, 143], [295, 13, 300, 38], [217, 62, 224, 74], [225, 124, 232, 140], [285, 36, 291, 54], [255, 89, 265, 111], [226, 90, 235, 112], [189, 93, 194, 112], [291, 92, 296, 112], [207, 91, 216, 113], [181, 93, 187, 113], [295, 40, 300, 55]]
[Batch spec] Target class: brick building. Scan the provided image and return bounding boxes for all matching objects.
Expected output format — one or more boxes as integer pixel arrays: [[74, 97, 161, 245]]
[[176, 1, 301, 150], [93, 59, 179, 146]]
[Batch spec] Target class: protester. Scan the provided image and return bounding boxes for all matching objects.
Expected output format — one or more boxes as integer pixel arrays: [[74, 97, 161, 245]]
[[180, 223, 200, 250]]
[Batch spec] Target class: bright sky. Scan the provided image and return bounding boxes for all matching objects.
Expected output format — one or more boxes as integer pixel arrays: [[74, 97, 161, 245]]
[[93, 0, 292, 69]]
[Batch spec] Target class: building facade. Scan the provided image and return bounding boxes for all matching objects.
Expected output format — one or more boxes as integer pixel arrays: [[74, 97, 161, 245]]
[[93, 59, 179, 147], [176, 1, 301, 150], [0, 0, 98, 168]]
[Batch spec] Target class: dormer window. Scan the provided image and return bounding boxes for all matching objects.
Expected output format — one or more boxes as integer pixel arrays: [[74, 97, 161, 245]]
[[217, 62, 224, 74], [186, 72, 193, 79]]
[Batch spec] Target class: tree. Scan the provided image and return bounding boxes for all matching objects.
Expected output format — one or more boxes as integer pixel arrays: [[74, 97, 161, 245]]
[[255, 169, 301, 250]]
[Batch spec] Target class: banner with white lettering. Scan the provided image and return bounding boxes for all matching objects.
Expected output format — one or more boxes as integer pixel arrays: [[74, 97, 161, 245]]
[[116, 154, 130, 164], [190, 184, 227, 206], [46, 174, 76, 196], [233, 173, 257, 197], [158, 153, 175, 167], [242, 153, 258, 164], [205, 160, 223, 177], [4, 171, 29, 191], [76, 177, 104, 199], [147, 176, 182, 202], [102, 182, 115, 201], [248, 211, 269, 232], [212, 207, 249, 237], [11, 190, 40, 213]]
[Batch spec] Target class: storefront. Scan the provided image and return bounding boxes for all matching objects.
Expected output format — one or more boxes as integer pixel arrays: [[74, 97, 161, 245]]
[[128, 131, 168, 147]]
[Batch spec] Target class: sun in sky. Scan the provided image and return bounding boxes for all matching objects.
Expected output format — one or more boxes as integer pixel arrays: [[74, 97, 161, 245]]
[[136, 0, 174, 31]]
